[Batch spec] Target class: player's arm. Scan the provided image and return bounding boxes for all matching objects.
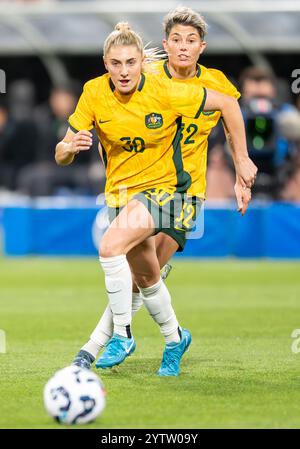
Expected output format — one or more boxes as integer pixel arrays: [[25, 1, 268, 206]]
[[204, 88, 257, 188], [220, 119, 250, 215], [55, 80, 94, 166], [55, 128, 93, 166], [233, 178, 251, 216], [221, 116, 255, 188]]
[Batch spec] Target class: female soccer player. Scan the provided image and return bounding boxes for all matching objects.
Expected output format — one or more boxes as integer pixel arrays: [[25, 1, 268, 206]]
[[57, 21, 256, 376], [73, 8, 257, 375]]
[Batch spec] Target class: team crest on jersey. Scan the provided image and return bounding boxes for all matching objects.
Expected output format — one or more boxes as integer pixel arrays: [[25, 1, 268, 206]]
[[145, 113, 163, 129]]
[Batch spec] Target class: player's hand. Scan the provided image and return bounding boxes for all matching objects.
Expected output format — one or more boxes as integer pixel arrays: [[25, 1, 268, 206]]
[[234, 156, 258, 189], [234, 178, 251, 216], [69, 130, 93, 154]]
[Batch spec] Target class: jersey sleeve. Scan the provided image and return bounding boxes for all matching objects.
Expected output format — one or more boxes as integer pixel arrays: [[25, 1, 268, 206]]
[[205, 68, 241, 100], [168, 81, 207, 119], [68, 81, 95, 132], [216, 70, 241, 100]]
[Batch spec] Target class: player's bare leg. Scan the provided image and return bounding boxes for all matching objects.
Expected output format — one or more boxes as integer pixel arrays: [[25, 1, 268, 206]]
[[155, 232, 179, 280]]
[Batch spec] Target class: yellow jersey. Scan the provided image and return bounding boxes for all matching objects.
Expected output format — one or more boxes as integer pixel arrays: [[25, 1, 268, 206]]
[[69, 72, 207, 207], [152, 60, 241, 198]]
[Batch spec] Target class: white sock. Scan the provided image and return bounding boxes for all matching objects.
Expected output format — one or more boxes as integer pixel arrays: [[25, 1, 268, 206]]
[[81, 340, 102, 359], [89, 304, 114, 350], [84, 291, 143, 357], [99, 255, 133, 338], [132, 291, 143, 315], [139, 279, 181, 344]]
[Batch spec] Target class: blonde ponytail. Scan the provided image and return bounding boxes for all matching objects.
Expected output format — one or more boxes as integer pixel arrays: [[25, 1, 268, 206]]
[[104, 22, 144, 57], [143, 43, 167, 73], [115, 22, 131, 33]]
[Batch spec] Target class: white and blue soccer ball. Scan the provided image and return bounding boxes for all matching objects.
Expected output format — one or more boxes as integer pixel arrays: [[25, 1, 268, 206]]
[[43, 365, 106, 425]]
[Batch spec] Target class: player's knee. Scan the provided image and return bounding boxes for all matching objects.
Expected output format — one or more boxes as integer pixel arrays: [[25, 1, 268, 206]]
[[136, 273, 160, 288], [99, 243, 118, 257], [99, 236, 126, 257]]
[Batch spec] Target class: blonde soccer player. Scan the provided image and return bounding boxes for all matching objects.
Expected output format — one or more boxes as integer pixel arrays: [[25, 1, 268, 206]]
[[72, 8, 257, 375], [57, 22, 256, 376]]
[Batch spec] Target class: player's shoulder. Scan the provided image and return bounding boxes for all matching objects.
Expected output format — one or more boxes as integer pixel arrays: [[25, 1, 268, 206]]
[[199, 65, 240, 98], [144, 69, 169, 89], [142, 70, 171, 107], [83, 74, 110, 95], [200, 65, 231, 83]]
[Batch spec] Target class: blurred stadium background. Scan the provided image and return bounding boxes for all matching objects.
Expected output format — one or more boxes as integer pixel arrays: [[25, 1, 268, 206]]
[[0, 0, 300, 257], [1, 0, 300, 430]]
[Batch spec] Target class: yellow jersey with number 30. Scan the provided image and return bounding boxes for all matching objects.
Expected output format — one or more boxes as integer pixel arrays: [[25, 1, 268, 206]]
[[68, 72, 207, 207], [150, 60, 241, 198]]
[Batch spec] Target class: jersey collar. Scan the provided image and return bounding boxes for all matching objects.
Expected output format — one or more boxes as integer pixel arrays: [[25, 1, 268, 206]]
[[109, 73, 145, 93], [109, 77, 115, 92], [163, 60, 201, 79], [137, 73, 145, 91]]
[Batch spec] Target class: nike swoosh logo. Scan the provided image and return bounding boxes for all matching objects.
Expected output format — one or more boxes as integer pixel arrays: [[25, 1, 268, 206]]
[[125, 340, 135, 354], [99, 119, 111, 124], [106, 289, 122, 294]]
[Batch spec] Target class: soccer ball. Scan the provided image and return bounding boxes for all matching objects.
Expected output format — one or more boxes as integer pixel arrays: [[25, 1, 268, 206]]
[[43, 365, 106, 425]]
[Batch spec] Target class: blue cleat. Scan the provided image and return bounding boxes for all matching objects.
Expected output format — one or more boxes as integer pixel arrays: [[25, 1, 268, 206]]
[[95, 334, 136, 369], [157, 329, 192, 377], [72, 350, 95, 370]]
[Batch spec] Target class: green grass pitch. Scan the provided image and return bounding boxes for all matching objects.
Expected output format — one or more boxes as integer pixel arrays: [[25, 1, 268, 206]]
[[0, 258, 300, 429]]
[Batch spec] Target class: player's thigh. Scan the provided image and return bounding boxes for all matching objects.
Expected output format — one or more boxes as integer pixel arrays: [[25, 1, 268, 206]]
[[127, 236, 160, 288], [155, 232, 179, 268], [100, 200, 155, 257]]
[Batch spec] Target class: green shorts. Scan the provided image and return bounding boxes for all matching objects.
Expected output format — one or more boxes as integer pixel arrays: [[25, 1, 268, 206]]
[[108, 189, 202, 252]]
